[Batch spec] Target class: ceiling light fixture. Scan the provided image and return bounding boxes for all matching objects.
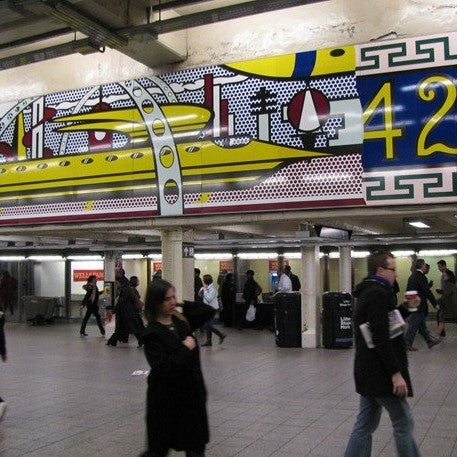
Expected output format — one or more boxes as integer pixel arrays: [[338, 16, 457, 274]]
[[408, 221, 430, 229]]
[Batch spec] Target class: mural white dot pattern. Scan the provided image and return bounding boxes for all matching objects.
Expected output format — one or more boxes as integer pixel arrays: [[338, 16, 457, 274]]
[[183, 154, 362, 206]]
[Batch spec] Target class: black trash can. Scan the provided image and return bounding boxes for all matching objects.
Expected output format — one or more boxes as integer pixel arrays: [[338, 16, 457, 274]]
[[274, 292, 301, 347], [322, 292, 353, 348]]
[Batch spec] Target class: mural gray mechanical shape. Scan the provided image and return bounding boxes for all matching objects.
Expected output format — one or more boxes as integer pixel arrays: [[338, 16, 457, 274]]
[[119, 78, 183, 216]]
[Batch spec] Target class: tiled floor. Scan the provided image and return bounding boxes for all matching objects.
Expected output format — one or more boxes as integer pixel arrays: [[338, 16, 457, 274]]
[[1, 321, 457, 456]]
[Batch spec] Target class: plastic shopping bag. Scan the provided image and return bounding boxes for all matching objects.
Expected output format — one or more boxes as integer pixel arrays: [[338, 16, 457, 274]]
[[245, 304, 256, 322]]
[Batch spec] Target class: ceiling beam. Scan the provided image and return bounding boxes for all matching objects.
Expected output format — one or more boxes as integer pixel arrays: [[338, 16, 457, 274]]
[[122, 0, 328, 36], [0, 37, 99, 70]]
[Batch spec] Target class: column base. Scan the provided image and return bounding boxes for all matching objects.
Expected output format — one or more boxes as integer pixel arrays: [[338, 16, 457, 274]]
[[302, 330, 320, 348]]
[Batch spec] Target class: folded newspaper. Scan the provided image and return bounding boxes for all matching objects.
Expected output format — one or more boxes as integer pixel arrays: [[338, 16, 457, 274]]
[[359, 309, 406, 349]]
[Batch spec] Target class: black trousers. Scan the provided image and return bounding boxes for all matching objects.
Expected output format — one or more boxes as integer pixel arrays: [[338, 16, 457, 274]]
[[80, 306, 105, 334]]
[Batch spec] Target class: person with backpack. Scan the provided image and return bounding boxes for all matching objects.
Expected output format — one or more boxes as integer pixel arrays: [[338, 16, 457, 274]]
[[284, 265, 301, 291]]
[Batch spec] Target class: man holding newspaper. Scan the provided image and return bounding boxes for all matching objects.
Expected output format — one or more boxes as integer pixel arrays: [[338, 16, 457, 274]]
[[345, 251, 420, 457]]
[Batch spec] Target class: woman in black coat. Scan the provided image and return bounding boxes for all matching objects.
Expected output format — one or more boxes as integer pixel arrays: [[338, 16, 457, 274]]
[[140, 279, 214, 457], [80, 275, 105, 336]]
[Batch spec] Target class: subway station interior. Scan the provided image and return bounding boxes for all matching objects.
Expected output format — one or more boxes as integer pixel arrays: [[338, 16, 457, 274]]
[[1, 0, 457, 456]]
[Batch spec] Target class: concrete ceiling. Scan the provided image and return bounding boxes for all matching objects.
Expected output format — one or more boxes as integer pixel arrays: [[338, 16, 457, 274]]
[[0, 0, 326, 70]]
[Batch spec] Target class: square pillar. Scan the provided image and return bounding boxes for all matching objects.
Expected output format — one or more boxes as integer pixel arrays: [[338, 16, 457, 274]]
[[339, 246, 352, 293], [300, 245, 321, 348], [161, 228, 194, 301]]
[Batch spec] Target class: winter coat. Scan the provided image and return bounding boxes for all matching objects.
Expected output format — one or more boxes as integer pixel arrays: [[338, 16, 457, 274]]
[[81, 283, 101, 308], [220, 280, 236, 308], [243, 278, 259, 304], [114, 275, 144, 338], [352, 276, 413, 398], [439, 280, 457, 319], [142, 302, 215, 452], [200, 283, 218, 309]]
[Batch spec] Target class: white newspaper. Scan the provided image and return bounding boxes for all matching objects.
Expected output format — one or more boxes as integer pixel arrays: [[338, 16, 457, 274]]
[[359, 309, 406, 349]]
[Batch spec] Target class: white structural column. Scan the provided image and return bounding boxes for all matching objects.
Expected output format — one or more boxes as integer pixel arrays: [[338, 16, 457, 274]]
[[300, 245, 321, 348], [339, 246, 352, 293], [160, 227, 194, 302], [104, 251, 116, 282]]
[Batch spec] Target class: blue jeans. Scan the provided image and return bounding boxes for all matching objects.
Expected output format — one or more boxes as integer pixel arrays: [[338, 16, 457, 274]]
[[405, 311, 434, 347], [345, 395, 420, 457]]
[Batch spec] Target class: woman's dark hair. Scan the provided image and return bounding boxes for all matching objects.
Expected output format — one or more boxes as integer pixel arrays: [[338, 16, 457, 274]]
[[129, 275, 139, 287], [203, 274, 213, 285], [86, 275, 96, 283], [444, 269, 456, 284], [145, 278, 174, 320], [225, 273, 233, 282]]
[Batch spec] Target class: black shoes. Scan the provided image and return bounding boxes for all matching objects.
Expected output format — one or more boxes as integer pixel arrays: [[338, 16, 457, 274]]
[[80, 331, 88, 336], [106, 340, 117, 347], [427, 338, 441, 349], [219, 334, 226, 345]]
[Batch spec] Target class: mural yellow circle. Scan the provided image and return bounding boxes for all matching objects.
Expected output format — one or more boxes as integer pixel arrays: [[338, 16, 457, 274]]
[[159, 146, 174, 168]]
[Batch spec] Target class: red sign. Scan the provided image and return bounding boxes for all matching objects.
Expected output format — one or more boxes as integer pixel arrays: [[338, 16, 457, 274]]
[[73, 270, 104, 282], [219, 260, 233, 273], [153, 262, 162, 272]]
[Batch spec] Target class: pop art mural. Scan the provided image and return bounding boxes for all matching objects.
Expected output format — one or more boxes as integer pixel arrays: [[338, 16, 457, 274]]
[[0, 31, 456, 225]]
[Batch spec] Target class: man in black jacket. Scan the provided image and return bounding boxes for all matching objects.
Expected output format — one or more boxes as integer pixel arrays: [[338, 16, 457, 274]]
[[345, 251, 420, 457], [404, 258, 440, 351], [284, 265, 301, 291]]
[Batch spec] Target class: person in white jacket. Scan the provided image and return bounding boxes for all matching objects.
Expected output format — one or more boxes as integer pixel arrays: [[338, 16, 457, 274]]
[[200, 274, 226, 347], [277, 268, 292, 293]]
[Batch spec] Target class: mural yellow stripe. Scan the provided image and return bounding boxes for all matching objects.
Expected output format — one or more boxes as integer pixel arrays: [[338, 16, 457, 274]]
[[0, 183, 156, 202], [85, 201, 94, 211], [311, 46, 355, 76], [226, 54, 296, 77]]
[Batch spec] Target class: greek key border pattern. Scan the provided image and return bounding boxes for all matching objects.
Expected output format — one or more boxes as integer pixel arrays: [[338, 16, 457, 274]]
[[357, 32, 457, 75], [363, 168, 457, 205]]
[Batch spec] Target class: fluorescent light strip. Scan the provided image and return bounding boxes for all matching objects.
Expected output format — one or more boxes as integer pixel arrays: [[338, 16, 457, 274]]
[[237, 252, 278, 259], [67, 255, 103, 260], [0, 256, 26, 261], [284, 252, 301, 259], [147, 254, 163, 260], [122, 254, 144, 259], [391, 251, 415, 257], [194, 253, 233, 260], [418, 249, 457, 256], [28, 255, 64, 261]]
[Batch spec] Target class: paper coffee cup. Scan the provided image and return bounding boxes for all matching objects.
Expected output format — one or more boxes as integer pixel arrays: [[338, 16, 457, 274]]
[[405, 290, 419, 311]]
